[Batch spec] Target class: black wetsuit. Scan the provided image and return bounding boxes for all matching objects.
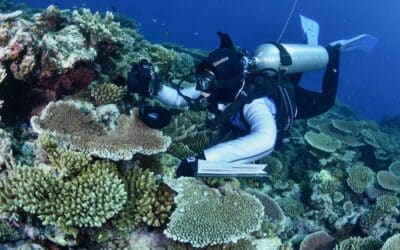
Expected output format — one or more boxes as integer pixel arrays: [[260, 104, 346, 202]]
[[292, 45, 341, 119]]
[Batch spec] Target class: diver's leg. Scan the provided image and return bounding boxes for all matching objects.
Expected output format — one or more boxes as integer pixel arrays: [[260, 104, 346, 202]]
[[295, 45, 340, 119]]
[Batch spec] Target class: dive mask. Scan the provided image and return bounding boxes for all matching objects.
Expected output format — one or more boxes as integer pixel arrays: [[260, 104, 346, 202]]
[[195, 68, 216, 93]]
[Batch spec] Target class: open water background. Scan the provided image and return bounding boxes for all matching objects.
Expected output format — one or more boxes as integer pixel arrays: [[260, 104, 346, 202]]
[[15, 0, 400, 120]]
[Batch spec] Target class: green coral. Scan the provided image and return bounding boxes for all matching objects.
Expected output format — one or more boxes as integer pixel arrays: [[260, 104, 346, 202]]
[[304, 131, 342, 153], [0, 220, 21, 243], [277, 197, 305, 219], [334, 236, 382, 250], [346, 165, 375, 194], [359, 208, 384, 231], [0, 161, 127, 228], [89, 83, 127, 106], [181, 132, 211, 153], [38, 134, 91, 177], [167, 142, 195, 159], [164, 177, 264, 248], [113, 167, 173, 230], [376, 194, 400, 212]]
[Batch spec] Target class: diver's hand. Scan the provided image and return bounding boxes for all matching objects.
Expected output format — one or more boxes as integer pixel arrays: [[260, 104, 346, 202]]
[[176, 153, 206, 177], [127, 59, 160, 96], [176, 157, 198, 177]]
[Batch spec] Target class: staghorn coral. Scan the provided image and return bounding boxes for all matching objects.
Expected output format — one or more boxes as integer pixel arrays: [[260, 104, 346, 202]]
[[299, 231, 335, 250], [42, 25, 97, 72], [377, 171, 400, 192], [162, 114, 196, 142], [382, 234, 400, 250], [31, 100, 171, 161], [346, 165, 375, 194], [164, 177, 264, 248], [376, 194, 400, 212], [88, 82, 127, 106], [304, 131, 342, 153], [334, 236, 382, 250]]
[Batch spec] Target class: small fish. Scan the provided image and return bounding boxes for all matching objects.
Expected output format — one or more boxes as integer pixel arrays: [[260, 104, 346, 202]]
[[193, 32, 200, 36], [152, 18, 158, 23]]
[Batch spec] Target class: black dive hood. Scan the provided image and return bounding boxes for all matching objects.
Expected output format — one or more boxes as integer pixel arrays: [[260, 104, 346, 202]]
[[194, 32, 246, 103]]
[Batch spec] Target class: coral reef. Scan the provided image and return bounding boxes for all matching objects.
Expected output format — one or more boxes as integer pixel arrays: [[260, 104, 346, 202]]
[[346, 165, 375, 194], [299, 231, 335, 250], [382, 234, 400, 250], [377, 171, 400, 192], [0, 161, 127, 228], [304, 131, 342, 153], [334, 236, 382, 250], [88, 82, 127, 106], [31, 100, 171, 160], [164, 177, 264, 248]]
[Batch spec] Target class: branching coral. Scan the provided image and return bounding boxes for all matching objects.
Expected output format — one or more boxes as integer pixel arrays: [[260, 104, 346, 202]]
[[31, 101, 171, 161], [346, 165, 375, 194], [164, 177, 264, 248], [334, 236, 382, 250], [0, 161, 127, 228], [38, 134, 92, 177], [72, 8, 124, 47], [0, 220, 21, 243], [376, 195, 400, 212], [88, 82, 127, 106]]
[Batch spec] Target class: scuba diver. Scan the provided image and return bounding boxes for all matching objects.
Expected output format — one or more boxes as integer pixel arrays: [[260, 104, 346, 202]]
[[127, 16, 377, 177]]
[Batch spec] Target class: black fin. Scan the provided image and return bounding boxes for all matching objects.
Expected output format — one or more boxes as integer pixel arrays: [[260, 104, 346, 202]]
[[217, 32, 234, 49]]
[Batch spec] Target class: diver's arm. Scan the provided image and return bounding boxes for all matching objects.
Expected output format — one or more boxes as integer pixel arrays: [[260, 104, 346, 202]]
[[295, 45, 340, 119], [155, 85, 202, 107], [204, 97, 277, 163]]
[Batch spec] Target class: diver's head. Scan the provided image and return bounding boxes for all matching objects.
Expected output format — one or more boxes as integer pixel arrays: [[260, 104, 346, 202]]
[[195, 47, 246, 103]]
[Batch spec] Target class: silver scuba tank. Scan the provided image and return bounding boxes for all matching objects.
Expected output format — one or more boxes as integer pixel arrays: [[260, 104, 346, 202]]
[[251, 43, 329, 74]]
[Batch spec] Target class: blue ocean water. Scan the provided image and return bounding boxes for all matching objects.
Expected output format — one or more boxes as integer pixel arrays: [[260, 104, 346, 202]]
[[16, 0, 400, 120]]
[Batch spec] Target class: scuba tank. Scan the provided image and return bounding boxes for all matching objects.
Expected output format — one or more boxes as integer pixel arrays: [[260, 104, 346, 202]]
[[250, 43, 329, 74]]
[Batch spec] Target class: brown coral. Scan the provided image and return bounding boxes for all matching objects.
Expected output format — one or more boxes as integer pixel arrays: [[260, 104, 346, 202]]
[[31, 101, 171, 161]]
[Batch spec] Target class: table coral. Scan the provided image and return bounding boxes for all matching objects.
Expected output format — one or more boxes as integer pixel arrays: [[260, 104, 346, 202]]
[[31, 100, 171, 161], [304, 131, 342, 153], [164, 177, 264, 248]]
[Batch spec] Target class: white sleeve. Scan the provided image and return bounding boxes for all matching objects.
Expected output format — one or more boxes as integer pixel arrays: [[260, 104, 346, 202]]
[[155, 85, 201, 107], [204, 97, 277, 163]]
